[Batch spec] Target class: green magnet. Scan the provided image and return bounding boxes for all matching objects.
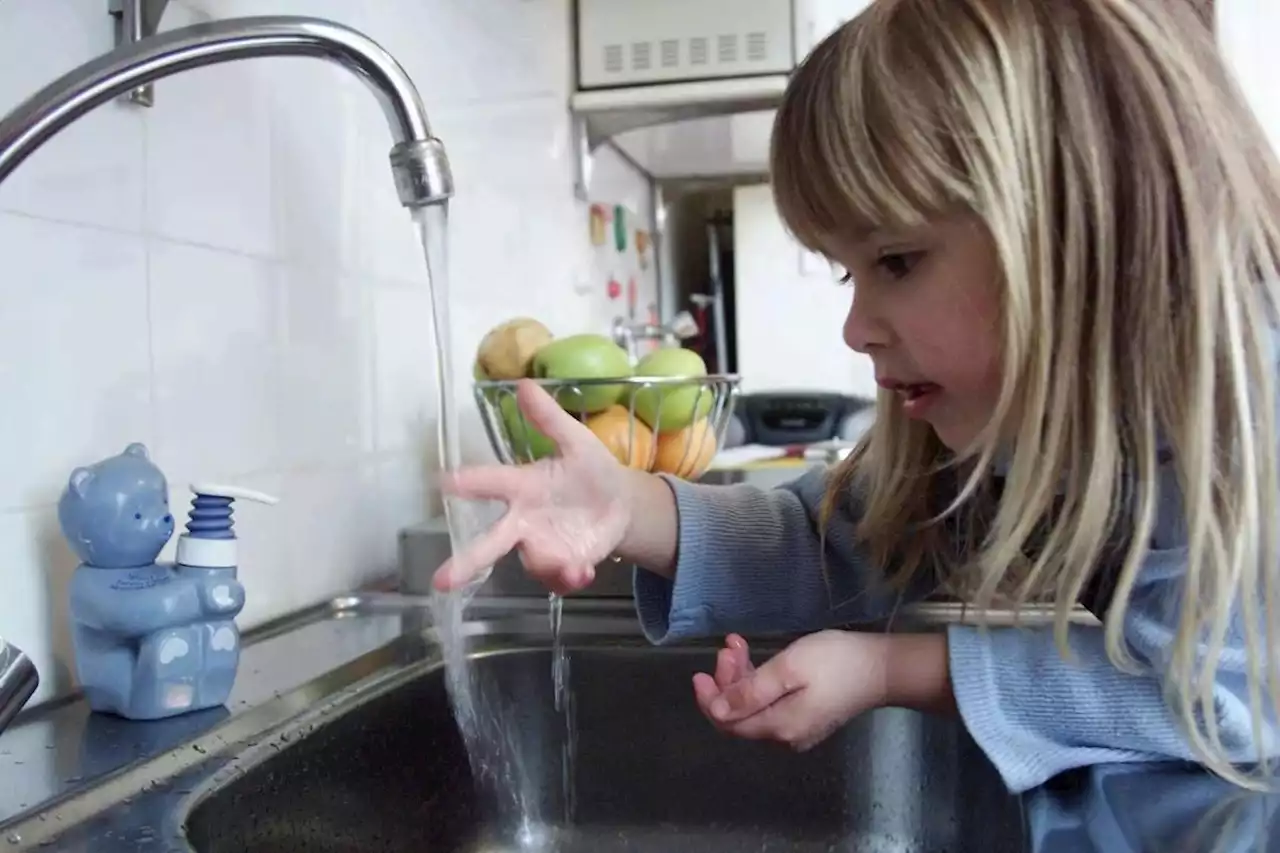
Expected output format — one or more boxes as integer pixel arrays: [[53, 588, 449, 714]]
[[614, 205, 627, 252]]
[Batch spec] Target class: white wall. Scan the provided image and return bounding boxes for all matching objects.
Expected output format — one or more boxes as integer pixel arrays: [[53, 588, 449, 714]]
[[0, 0, 652, 704], [1218, 0, 1280, 152], [731, 183, 877, 397]]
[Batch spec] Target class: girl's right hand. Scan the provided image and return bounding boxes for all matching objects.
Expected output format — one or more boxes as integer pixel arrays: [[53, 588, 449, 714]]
[[431, 378, 633, 596]]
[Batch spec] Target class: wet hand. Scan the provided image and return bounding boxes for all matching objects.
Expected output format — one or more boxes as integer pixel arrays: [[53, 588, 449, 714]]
[[692, 631, 890, 752], [432, 379, 632, 596]]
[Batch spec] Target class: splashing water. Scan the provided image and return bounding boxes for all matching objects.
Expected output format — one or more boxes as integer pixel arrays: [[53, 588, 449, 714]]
[[414, 206, 575, 840], [549, 592, 577, 824]]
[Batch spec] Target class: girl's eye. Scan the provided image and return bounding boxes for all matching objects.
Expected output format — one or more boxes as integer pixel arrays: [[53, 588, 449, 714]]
[[876, 251, 924, 279]]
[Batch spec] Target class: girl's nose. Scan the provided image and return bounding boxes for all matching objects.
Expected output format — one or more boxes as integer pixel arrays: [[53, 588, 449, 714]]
[[843, 287, 889, 354]]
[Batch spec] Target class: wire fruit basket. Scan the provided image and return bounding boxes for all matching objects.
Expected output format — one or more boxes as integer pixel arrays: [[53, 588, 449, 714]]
[[475, 375, 741, 480]]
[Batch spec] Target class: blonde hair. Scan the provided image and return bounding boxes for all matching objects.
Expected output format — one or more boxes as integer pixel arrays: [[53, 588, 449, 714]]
[[771, 0, 1280, 789]]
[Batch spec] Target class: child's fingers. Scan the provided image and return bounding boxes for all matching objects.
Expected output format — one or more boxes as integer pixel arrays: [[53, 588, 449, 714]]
[[713, 647, 739, 687], [712, 635, 754, 688], [692, 672, 722, 718], [516, 379, 595, 449], [432, 516, 518, 591], [444, 465, 525, 503], [726, 634, 754, 676], [710, 658, 798, 722], [722, 703, 790, 741], [554, 562, 596, 593]]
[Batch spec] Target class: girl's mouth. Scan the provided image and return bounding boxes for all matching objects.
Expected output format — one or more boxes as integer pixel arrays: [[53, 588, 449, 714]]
[[883, 382, 941, 418]]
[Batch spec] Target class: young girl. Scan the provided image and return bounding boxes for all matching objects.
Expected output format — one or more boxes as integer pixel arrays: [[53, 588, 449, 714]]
[[436, 0, 1280, 794]]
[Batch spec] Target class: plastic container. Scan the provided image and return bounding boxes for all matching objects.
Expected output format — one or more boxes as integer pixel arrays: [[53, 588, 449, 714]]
[[59, 443, 277, 720]]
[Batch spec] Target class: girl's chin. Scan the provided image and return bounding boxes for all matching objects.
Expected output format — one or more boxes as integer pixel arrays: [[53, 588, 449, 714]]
[[928, 416, 980, 454]]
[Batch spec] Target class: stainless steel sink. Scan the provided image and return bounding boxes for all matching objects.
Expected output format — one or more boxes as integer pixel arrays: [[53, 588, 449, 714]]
[[180, 606, 1027, 852], [6, 594, 1272, 853]]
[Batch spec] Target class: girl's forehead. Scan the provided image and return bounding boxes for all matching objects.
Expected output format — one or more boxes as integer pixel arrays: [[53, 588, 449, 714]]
[[818, 226, 904, 254], [820, 221, 954, 256]]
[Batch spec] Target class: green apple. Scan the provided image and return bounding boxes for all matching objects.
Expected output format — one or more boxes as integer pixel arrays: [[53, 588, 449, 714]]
[[530, 333, 632, 414], [630, 346, 712, 433], [499, 394, 557, 461]]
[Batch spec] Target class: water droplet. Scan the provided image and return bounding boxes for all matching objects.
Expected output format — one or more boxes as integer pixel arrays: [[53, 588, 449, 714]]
[[7, 833, 21, 844], [192, 744, 206, 754]]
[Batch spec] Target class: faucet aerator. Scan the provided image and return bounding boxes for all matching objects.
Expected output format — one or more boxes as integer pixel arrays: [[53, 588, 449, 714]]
[[390, 137, 455, 209]]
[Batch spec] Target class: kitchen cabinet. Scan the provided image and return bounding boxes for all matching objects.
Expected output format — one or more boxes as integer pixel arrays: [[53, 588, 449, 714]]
[[569, 0, 876, 182]]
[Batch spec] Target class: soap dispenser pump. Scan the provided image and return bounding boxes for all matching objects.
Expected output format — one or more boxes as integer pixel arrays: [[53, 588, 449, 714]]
[[176, 484, 279, 572], [61, 444, 279, 721]]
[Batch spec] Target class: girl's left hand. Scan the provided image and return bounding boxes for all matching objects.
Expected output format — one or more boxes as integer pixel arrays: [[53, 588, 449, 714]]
[[692, 630, 890, 752]]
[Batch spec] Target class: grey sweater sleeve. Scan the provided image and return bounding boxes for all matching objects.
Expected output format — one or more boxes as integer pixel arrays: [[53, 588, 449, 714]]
[[632, 466, 930, 642]]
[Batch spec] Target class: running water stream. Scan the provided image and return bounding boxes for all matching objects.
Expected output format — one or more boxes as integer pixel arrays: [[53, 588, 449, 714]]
[[414, 206, 576, 844], [549, 591, 576, 824]]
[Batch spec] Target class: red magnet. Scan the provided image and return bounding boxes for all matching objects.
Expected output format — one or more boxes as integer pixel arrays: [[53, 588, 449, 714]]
[[607, 278, 622, 299]]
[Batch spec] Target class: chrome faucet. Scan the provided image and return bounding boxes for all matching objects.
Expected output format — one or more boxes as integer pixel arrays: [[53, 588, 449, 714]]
[[0, 15, 455, 734], [612, 312, 699, 364], [0, 640, 37, 735], [0, 15, 454, 207]]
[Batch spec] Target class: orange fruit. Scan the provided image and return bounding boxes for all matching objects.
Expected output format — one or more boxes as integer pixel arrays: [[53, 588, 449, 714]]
[[586, 405, 653, 470], [652, 418, 717, 479]]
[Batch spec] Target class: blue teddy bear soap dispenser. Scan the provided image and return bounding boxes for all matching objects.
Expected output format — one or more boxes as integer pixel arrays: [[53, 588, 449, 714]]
[[59, 443, 278, 721]]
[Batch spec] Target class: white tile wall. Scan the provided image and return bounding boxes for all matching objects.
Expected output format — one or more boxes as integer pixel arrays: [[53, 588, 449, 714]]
[[0, 0, 653, 704]]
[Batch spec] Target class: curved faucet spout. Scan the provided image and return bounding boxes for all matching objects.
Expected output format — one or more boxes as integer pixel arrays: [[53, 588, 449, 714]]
[[0, 15, 453, 208]]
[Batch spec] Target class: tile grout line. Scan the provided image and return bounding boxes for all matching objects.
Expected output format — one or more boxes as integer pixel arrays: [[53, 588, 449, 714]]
[[2, 448, 426, 515], [140, 101, 159, 455]]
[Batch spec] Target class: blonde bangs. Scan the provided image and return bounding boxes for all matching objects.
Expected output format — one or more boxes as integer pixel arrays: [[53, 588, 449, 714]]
[[769, 1, 973, 258]]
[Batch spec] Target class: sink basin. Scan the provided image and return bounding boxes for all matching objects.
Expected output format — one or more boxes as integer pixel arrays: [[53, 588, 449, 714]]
[[183, 630, 1027, 852]]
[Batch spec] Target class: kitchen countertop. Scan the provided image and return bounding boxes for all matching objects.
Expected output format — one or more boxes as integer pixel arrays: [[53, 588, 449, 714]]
[[0, 592, 1275, 852]]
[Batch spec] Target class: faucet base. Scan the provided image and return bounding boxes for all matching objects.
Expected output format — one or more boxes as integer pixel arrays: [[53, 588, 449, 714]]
[[0, 641, 38, 734], [107, 0, 172, 107]]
